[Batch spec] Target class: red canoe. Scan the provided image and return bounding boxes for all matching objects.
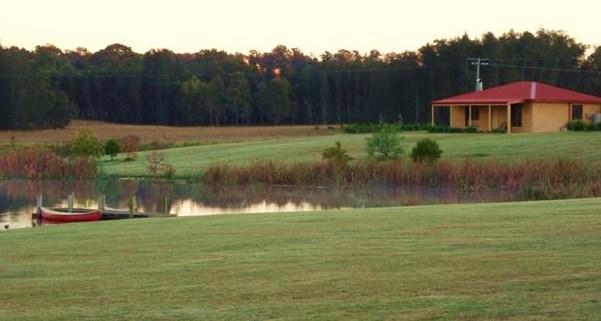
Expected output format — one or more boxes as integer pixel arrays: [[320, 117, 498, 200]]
[[39, 207, 102, 223]]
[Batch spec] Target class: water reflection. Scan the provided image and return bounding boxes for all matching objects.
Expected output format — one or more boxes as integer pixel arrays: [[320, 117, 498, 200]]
[[0, 179, 516, 230]]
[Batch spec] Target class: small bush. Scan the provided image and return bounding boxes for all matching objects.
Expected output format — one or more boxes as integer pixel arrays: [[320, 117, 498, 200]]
[[160, 163, 176, 179], [142, 139, 174, 151], [322, 141, 353, 166], [146, 150, 166, 176], [428, 126, 479, 133], [344, 123, 430, 134], [491, 127, 506, 133], [104, 139, 121, 160], [411, 139, 443, 163], [366, 125, 404, 161], [71, 130, 104, 159], [567, 120, 587, 131]]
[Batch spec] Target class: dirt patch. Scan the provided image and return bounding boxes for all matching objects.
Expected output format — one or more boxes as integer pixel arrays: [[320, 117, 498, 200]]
[[0, 120, 340, 145]]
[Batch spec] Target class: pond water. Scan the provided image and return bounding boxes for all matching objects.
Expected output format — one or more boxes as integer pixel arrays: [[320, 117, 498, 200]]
[[0, 179, 517, 230]]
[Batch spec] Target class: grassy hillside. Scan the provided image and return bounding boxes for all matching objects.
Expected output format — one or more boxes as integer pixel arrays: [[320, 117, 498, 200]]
[[100, 131, 601, 177], [1, 198, 600, 320]]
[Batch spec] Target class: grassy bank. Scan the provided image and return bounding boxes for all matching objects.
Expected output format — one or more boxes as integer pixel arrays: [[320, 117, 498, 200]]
[[1, 199, 600, 320], [99, 131, 601, 177]]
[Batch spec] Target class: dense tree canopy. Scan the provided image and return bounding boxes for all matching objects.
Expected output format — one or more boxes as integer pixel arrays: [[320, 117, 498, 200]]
[[1, 29, 600, 129]]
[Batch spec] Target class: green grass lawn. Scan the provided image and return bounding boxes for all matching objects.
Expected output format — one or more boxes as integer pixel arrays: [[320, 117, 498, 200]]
[[100, 131, 601, 177], [1, 198, 600, 320]]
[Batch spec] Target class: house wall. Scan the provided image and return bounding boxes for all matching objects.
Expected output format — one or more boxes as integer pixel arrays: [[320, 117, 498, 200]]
[[511, 103, 534, 133], [477, 106, 490, 131], [490, 105, 508, 130], [580, 104, 601, 122], [531, 103, 570, 132], [436, 103, 601, 133], [450, 106, 465, 128]]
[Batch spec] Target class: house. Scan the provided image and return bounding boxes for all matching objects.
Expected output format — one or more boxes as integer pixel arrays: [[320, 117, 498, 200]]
[[431, 81, 601, 133]]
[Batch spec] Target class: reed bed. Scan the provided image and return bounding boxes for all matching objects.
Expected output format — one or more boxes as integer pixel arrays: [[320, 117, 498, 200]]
[[202, 159, 601, 200], [0, 148, 97, 179]]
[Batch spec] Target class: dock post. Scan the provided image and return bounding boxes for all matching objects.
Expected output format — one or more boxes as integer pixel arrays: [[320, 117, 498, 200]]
[[128, 196, 136, 218], [164, 196, 169, 215], [98, 195, 105, 211], [67, 193, 74, 213], [36, 194, 43, 209]]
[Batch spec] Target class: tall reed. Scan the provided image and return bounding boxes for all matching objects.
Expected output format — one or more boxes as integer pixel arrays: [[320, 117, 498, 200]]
[[0, 147, 97, 179], [202, 159, 601, 200]]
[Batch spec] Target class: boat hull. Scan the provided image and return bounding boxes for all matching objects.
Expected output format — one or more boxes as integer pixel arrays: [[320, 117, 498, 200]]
[[39, 207, 102, 223]]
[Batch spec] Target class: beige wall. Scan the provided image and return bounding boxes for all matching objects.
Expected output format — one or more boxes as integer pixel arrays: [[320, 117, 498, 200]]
[[450, 106, 465, 128], [476, 106, 490, 131], [579, 104, 601, 123], [490, 105, 508, 131], [531, 103, 570, 132], [435, 103, 601, 133]]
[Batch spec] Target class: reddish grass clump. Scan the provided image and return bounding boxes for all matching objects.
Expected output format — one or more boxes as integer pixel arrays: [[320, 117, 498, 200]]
[[0, 148, 97, 179]]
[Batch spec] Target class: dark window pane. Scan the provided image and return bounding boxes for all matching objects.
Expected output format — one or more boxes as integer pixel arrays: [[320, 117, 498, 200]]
[[572, 105, 583, 120], [511, 105, 522, 127]]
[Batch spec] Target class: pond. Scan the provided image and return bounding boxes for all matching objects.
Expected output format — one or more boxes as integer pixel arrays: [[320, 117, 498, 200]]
[[0, 179, 518, 230]]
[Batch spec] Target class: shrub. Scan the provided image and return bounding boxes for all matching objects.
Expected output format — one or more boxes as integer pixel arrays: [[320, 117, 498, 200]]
[[146, 150, 166, 176], [160, 163, 176, 179], [411, 139, 443, 163], [104, 139, 121, 160], [344, 123, 430, 134], [365, 125, 404, 160], [464, 126, 478, 133], [119, 135, 141, 160], [428, 126, 479, 133], [322, 141, 353, 166], [491, 127, 506, 133], [567, 120, 586, 131], [70, 130, 104, 159], [142, 139, 174, 151]]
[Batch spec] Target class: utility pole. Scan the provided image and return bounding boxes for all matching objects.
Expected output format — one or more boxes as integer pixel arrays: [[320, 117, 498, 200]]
[[468, 58, 489, 91]]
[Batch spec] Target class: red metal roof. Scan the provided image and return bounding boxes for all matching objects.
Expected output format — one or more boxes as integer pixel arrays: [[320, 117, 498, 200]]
[[432, 81, 601, 105]]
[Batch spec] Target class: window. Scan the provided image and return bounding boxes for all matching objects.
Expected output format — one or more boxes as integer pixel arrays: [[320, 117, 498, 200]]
[[571, 104, 583, 120], [511, 104, 522, 127]]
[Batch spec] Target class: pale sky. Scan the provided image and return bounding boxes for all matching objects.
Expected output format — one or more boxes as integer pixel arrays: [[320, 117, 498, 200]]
[[1, 0, 600, 55]]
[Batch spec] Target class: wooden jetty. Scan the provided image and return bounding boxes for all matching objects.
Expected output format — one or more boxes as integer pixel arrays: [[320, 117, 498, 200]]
[[31, 194, 172, 223]]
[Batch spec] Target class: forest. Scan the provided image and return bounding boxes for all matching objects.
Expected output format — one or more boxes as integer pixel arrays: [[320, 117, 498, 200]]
[[1, 29, 601, 129]]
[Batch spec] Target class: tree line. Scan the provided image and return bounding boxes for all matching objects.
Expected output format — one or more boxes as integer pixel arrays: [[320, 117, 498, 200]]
[[1, 29, 601, 129]]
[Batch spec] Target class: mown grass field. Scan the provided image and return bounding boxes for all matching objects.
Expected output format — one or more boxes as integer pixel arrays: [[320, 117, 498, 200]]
[[100, 131, 601, 177], [1, 198, 600, 320]]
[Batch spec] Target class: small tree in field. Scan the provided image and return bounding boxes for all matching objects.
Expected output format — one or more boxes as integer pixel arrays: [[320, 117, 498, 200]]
[[104, 139, 121, 161], [146, 150, 165, 176], [322, 141, 353, 166], [411, 138, 442, 163], [365, 125, 404, 160], [145, 150, 176, 178], [71, 130, 104, 159]]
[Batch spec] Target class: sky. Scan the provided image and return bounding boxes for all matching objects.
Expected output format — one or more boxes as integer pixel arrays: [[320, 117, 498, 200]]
[[1, 0, 600, 55]]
